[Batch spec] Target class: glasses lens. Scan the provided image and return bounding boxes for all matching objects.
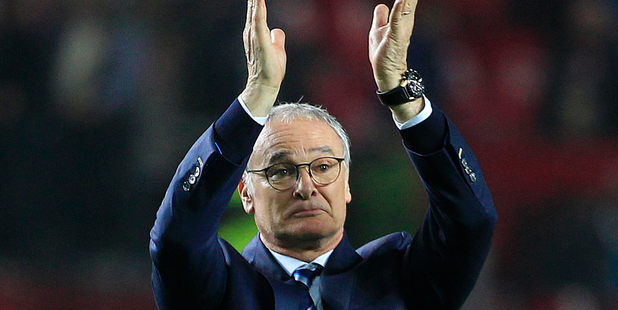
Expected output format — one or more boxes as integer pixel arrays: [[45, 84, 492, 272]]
[[265, 163, 297, 190], [310, 157, 342, 185]]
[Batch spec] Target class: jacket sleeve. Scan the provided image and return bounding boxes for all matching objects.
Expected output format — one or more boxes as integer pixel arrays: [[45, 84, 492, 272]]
[[399, 106, 498, 309], [149, 99, 263, 309]]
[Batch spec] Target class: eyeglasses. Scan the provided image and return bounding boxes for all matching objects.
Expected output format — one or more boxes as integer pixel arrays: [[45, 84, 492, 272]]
[[246, 157, 345, 191]]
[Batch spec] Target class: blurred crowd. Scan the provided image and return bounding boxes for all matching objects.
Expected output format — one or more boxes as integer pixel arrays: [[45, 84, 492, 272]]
[[1, 0, 617, 308]]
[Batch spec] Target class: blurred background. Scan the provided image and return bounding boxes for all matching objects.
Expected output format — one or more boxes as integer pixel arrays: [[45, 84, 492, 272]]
[[1, 0, 617, 308]]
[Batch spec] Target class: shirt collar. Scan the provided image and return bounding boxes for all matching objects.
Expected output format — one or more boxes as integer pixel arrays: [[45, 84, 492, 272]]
[[268, 249, 333, 276]]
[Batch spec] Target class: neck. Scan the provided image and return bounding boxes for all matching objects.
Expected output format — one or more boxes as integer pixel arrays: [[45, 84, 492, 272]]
[[261, 230, 343, 262]]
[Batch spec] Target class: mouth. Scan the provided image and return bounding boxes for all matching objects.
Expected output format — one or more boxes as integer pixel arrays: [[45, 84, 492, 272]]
[[291, 209, 324, 218], [289, 206, 326, 218]]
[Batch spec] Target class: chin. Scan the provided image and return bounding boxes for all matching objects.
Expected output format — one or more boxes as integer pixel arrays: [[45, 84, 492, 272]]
[[278, 221, 341, 244]]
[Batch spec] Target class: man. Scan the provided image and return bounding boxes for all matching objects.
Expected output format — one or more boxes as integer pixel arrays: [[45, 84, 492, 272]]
[[150, 0, 497, 309]]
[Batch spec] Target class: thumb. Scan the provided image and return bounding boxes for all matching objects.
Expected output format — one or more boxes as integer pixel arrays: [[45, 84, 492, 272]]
[[371, 4, 389, 33], [271, 28, 286, 48]]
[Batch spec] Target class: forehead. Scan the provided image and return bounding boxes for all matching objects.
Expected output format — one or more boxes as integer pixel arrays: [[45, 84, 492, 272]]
[[252, 118, 343, 164]]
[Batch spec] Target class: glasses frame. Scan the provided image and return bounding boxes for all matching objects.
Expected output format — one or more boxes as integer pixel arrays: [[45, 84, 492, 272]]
[[246, 156, 345, 191]]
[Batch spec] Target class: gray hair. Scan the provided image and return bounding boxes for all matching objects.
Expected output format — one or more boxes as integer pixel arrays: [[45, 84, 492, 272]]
[[242, 102, 351, 193], [267, 102, 351, 164]]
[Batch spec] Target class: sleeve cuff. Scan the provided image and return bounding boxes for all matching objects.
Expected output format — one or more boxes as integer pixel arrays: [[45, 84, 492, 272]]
[[399, 101, 448, 155], [393, 95, 433, 130], [238, 96, 268, 126]]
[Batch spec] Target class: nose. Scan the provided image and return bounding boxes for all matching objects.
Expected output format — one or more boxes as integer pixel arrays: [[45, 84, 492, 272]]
[[293, 166, 317, 200]]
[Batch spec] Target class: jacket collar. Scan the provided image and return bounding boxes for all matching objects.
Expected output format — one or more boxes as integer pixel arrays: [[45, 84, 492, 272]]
[[241, 232, 362, 281]]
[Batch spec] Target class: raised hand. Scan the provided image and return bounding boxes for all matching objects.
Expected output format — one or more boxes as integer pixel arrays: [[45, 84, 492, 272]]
[[240, 0, 287, 117], [369, 0, 418, 93], [369, 0, 424, 121]]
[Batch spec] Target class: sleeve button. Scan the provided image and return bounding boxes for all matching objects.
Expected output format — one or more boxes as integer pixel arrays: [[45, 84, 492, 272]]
[[188, 174, 197, 185], [469, 173, 477, 183]]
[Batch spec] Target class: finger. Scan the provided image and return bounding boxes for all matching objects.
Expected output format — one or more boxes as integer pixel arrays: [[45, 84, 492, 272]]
[[388, 0, 406, 27], [390, 0, 418, 38], [402, 0, 418, 16], [245, 0, 254, 30], [254, 0, 270, 37], [245, 0, 272, 54], [244, 0, 256, 52]]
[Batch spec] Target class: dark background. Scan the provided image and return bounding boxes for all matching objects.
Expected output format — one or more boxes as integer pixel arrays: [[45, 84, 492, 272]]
[[1, 0, 617, 308]]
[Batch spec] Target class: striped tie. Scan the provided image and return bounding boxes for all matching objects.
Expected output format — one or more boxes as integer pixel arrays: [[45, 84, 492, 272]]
[[293, 263, 323, 310]]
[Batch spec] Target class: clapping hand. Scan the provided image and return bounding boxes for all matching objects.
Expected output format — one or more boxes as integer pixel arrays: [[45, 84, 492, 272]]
[[240, 0, 287, 117], [369, 0, 424, 121]]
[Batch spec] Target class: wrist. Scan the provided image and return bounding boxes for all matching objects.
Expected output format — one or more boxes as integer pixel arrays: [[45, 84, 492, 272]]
[[376, 78, 401, 93], [390, 97, 425, 123], [240, 83, 281, 117], [374, 70, 406, 92], [373, 62, 407, 92]]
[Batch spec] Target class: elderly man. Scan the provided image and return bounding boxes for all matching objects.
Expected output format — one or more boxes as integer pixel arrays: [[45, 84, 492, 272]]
[[150, 0, 497, 309]]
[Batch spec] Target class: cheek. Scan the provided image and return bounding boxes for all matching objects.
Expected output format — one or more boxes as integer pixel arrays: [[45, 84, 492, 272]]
[[251, 201, 276, 235], [252, 190, 287, 224], [322, 183, 349, 216], [333, 198, 348, 220]]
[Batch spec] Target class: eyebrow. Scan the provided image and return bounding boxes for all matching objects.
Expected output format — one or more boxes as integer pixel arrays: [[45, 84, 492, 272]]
[[268, 151, 292, 165], [266, 146, 335, 165]]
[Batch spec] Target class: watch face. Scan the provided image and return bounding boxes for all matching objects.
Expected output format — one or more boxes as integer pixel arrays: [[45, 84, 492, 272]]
[[407, 80, 424, 97], [404, 69, 424, 99]]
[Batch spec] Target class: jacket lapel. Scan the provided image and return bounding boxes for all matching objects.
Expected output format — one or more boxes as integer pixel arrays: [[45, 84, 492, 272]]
[[242, 232, 363, 310], [243, 234, 310, 309], [242, 233, 291, 282], [321, 233, 363, 309]]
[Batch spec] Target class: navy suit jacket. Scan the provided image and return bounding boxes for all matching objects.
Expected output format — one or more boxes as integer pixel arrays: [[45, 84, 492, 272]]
[[150, 99, 497, 310]]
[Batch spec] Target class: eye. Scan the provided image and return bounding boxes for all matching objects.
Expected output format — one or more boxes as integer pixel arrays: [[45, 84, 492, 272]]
[[266, 164, 296, 180], [312, 159, 336, 173], [316, 163, 331, 172], [273, 168, 291, 177]]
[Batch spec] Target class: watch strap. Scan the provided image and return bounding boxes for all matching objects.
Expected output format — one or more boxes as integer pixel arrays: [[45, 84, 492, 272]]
[[377, 69, 424, 106], [377, 85, 414, 106]]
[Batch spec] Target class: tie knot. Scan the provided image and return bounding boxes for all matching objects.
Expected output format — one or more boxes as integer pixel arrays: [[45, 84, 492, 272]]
[[293, 263, 323, 288]]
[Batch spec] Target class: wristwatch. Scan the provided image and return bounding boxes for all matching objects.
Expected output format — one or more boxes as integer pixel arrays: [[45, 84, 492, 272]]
[[377, 69, 425, 106]]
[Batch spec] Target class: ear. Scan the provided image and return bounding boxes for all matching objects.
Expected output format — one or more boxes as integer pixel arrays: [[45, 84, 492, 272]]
[[345, 180, 352, 204], [238, 179, 255, 214]]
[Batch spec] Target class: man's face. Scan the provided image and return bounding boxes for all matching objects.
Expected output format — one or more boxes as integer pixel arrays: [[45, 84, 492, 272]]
[[240, 118, 351, 249]]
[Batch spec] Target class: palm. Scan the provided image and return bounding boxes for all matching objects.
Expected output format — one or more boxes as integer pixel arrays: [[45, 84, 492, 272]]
[[244, 0, 286, 89], [368, 0, 417, 91]]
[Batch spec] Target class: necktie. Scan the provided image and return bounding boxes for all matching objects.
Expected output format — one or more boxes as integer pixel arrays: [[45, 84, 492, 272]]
[[292, 263, 323, 310]]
